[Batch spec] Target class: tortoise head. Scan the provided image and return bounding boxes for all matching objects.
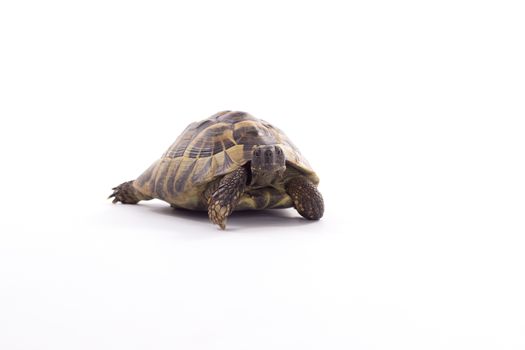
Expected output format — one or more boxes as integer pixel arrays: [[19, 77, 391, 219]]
[[250, 145, 286, 186]]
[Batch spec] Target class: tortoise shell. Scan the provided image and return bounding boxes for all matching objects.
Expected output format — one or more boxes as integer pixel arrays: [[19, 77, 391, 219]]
[[133, 111, 319, 210]]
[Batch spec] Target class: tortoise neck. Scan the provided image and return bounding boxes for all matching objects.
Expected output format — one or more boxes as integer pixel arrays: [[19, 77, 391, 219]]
[[249, 166, 285, 187]]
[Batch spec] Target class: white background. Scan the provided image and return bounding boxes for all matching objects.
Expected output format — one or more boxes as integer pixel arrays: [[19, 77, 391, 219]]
[[1, 1, 524, 349]]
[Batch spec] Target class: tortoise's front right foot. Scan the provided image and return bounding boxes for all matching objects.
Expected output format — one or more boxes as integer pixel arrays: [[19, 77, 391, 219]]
[[286, 176, 324, 220], [207, 167, 248, 230], [108, 180, 150, 204]]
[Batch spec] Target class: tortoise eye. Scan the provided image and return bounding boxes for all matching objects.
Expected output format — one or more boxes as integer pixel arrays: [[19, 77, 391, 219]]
[[276, 148, 282, 155], [254, 150, 261, 157]]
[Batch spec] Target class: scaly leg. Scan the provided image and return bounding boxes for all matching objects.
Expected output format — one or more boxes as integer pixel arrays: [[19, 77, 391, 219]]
[[108, 180, 152, 204], [207, 167, 248, 230], [285, 176, 324, 220]]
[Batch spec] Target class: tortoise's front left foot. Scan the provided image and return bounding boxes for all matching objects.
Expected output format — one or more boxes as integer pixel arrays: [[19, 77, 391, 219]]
[[108, 180, 151, 204], [208, 167, 248, 230], [286, 176, 324, 220]]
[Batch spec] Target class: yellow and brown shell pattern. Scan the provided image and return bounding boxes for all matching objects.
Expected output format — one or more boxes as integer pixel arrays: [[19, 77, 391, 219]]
[[133, 111, 319, 210]]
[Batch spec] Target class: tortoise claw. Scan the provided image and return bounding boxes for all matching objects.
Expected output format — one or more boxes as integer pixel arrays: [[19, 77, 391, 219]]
[[108, 181, 141, 204], [208, 202, 229, 230]]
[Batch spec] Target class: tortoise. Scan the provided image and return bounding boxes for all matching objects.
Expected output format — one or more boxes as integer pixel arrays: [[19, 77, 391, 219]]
[[109, 111, 324, 229]]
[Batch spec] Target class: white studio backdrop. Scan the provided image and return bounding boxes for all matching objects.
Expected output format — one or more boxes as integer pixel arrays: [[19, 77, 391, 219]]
[[0, 1, 524, 349]]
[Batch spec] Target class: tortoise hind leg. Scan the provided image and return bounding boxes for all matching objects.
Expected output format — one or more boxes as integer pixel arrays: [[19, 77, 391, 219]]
[[207, 167, 248, 230], [285, 176, 324, 220], [109, 180, 152, 204]]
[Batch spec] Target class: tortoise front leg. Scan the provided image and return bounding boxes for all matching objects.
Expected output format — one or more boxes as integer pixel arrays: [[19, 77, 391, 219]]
[[208, 166, 248, 230], [285, 176, 324, 220]]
